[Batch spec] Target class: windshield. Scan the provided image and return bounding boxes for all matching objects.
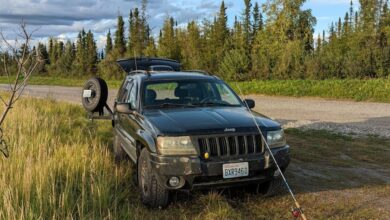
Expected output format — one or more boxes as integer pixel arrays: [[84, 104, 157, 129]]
[[143, 80, 243, 109]]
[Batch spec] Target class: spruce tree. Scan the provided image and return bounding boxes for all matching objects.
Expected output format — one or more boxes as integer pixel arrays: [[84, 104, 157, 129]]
[[343, 13, 350, 34], [105, 29, 113, 55], [58, 40, 75, 75], [252, 2, 262, 36], [317, 33, 321, 52], [86, 30, 98, 73], [243, 0, 252, 45], [74, 29, 88, 75], [48, 38, 54, 64], [158, 17, 180, 60], [114, 15, 126, 56], [349, 0, 354, 25], [337, 17, 342, 37]]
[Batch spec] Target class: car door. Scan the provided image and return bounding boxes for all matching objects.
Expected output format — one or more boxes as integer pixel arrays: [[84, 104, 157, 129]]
[[115, 79, 138, 162]]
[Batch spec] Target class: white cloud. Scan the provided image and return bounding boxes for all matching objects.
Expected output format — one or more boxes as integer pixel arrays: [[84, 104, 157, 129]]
[[0, 0, 222, 49]]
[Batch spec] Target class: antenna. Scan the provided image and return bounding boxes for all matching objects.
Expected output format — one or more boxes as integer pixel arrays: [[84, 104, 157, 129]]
[[133, 50, 138, 71]]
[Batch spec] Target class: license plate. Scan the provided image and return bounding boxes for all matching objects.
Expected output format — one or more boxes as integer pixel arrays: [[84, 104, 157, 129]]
[[223, 162, 249, 179]]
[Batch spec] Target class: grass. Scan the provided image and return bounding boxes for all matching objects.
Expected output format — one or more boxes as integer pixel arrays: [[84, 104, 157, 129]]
[[0, 97, 389, 219], [1, 76, 390, 102]]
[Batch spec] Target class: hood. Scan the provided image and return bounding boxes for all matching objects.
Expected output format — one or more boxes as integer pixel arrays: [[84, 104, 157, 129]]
[[143, 107, 280, 136]]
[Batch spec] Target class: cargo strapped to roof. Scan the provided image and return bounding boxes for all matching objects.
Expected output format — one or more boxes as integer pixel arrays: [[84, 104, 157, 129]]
[[116, 57, 181, 73]]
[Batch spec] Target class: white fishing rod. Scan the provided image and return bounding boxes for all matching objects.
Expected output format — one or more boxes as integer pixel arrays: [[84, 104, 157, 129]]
[[234, 81, 307, 220]]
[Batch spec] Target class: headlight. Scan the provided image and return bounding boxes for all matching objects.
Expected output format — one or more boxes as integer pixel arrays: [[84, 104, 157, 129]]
[[156, 136, 197, 155], [266, 129, 286, 148]]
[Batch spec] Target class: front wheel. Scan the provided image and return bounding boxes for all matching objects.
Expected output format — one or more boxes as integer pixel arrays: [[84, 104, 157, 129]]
[[138, 148, 169, 208], [259, 176, 286, 197]]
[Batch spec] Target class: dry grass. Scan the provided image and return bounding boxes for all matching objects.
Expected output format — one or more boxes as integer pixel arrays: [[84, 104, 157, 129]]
[[0, 97, 389, 219]]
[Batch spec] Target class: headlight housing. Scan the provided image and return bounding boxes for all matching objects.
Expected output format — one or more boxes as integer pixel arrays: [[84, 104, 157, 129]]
[[156, 136, 197, 155], [266, 129, 286, 148]]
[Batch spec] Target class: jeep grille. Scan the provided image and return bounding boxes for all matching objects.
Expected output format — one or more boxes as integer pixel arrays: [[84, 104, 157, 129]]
[[197, 134, 264, 158]]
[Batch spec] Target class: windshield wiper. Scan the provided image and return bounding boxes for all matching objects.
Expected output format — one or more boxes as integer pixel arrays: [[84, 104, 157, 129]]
[[195, 102, 238, 107], [145, 103, 196, 109]]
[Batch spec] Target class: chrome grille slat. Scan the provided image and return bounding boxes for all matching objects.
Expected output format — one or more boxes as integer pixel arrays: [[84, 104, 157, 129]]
[[209, 138, 218, 156], [228, 136, 236, 155], [224, 137, 230, 155], [247, 135, 254, 154], [197, 134, 264, 159], [216, 137, 222, 156]]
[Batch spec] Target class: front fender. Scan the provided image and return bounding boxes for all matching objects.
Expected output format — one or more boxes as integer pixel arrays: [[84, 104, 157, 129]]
[[137, 129, 157, 153]]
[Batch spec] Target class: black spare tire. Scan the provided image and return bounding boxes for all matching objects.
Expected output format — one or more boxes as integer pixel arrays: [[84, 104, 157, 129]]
[[81, 77, 108, 112]]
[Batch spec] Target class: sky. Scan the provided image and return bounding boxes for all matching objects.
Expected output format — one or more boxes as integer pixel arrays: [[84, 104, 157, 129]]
[[0, 0, 359, 50]]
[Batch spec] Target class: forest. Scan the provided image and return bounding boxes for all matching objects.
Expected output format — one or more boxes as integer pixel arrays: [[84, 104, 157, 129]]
[[1, 0, 389, 81]]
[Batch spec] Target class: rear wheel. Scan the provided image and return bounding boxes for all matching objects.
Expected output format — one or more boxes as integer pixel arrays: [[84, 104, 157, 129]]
[[138, 148, 169, 209]]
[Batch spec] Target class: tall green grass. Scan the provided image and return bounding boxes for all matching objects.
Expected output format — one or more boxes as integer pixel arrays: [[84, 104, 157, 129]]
[[0, 98, 131, 219]]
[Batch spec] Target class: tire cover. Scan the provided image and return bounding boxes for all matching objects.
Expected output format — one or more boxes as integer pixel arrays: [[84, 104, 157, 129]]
[[81, 77, 108, 112]]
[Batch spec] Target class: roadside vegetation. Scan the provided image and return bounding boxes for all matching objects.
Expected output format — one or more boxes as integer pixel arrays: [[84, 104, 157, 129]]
[[0, 97, 388, 219], [232, 79, 390, 102], [2, 76, 390, 103]]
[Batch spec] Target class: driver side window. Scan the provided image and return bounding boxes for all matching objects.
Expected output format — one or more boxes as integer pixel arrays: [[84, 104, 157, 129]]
[[127, 82, 137, 109], [118, 80, 133, 103]]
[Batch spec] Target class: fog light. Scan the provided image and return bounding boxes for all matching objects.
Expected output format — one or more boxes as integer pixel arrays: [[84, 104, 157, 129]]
[[274, 170, 281, 177], [169, 176, 180, 187]]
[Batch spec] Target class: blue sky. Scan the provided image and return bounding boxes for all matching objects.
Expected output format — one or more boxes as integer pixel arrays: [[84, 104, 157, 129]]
[[0, 0, 359, 49]]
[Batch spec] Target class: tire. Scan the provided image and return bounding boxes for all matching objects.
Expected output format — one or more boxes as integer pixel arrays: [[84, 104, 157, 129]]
[[81, 77, 108, 113], [113, 133, 128, 164], [138, 148, 169, 209], [259, 176, 286, 197]]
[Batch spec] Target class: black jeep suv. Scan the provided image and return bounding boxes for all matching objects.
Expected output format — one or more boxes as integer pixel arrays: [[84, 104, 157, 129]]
[[82, 58, 290, 208]]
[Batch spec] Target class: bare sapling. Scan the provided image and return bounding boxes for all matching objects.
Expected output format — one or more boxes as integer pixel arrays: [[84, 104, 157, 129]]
[[0, 20, 42, 157]]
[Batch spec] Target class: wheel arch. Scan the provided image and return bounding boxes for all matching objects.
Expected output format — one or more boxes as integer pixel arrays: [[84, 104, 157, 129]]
[[136, 130, 157, 156]]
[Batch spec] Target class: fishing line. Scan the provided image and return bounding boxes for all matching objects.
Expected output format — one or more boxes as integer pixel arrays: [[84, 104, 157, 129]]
[[234, 81, 307, 220]]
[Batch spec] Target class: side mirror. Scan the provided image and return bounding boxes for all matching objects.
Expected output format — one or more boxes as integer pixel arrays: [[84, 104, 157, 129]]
[[243, 99, 255, 109], [116, 103, 133, 114]]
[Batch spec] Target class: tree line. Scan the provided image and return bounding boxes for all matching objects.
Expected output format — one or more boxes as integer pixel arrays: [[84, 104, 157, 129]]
[[1, 0, 389, 80]]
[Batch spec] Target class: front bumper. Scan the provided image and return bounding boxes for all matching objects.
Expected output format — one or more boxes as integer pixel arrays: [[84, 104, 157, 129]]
[[150, 145, 290, 190]]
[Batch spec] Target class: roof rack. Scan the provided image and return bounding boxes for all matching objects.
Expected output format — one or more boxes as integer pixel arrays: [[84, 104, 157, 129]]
[[182, 70, 211, 75], [129, 70, 149, 75]]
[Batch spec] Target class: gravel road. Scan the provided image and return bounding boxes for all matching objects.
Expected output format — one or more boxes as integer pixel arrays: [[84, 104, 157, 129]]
[[2, 84, 389, 138]]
